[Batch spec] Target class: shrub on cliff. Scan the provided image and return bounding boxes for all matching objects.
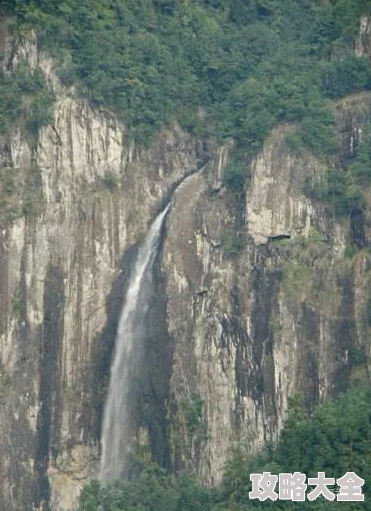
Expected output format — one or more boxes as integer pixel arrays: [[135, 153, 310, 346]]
[[0, 62, 53, 138], [78, 465, 217, 511]]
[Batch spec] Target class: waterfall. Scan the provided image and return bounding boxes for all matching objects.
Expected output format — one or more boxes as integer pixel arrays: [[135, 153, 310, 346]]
[[99, 204, 171, 483]]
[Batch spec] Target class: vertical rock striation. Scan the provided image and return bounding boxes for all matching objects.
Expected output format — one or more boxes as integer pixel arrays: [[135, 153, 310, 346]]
[[162, 97, 371, 484], [0, 25, 207, 511]]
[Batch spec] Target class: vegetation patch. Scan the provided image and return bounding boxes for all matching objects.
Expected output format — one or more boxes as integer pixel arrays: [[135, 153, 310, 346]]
[[170, 393, 208, 453], [77, 384, 371, 511], [1, 0, 369, 156], [273, 229, 330, 266], [280, 261, 312, 302], [0, 167, 23, 223], [0, 358, 12, 401], [349, 346, 367, 366], [303, 119, 371, 218], [220, 228, 246, 258], [179, 393, 207, 439], [12, 284, 21, 314], [223, 160, 248, 196], [0, 61, 53, 141], [0, 165, 45, 225], [100, 170, 119, 191]]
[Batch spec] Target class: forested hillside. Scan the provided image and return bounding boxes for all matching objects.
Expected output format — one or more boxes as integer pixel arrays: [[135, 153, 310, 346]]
[[1, 0, 371, 150], [78, 385, 371, 511], [2, 0, 371, 216]]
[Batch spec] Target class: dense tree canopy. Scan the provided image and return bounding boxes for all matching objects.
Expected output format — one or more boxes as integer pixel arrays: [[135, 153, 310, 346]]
[[2, 0, 371, 149], [78, 385, 371, 510]]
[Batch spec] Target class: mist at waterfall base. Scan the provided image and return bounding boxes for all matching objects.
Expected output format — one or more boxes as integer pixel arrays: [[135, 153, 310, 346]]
[[99, 204, 170, 484]]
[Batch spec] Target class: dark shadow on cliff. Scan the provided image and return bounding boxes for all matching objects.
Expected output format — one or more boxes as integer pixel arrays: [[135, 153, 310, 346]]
[[85, 243, 139, 444], [83, 214, 174, 477]]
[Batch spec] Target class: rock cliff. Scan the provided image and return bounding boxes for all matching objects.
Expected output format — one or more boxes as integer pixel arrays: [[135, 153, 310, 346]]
[[0, 18, 371, 511]]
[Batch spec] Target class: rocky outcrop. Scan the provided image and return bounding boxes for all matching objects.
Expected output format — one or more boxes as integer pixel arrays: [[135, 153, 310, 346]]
[[247, 126, 316, 244]]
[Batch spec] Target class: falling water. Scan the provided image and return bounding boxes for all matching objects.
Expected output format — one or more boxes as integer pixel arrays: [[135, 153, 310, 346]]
[[99, 204, 171, 483]]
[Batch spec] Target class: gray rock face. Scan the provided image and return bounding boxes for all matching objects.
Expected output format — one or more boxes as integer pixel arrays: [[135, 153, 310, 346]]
[[1, 18, 371, 511], [355, 15, 371, 57], [0, 28, 206, 511], [247, 126, 315, 244], [162, 115, 366, 486]]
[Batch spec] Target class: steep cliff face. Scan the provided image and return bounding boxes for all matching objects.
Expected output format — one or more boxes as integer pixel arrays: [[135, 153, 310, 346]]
[[1, 17, 371, 511], [163, 93, 371, 484], [161, 26, 371, 485], [0, 27, 209, 511]]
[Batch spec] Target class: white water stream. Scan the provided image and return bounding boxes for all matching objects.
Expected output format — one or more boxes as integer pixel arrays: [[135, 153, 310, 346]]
[[100, 204, 170, 483]]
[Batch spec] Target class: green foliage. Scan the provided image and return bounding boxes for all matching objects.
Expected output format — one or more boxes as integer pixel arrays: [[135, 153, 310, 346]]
[[0, 358, 12, 401], [281, 261, 312, 301], [220, 229, 246, 258], [307, 227, 325, 245], [349, 346, 367, 366], [21, 165, 45, 218], [0, 167, 22, 223], [78, 464, 217, 511], [101, 171, 119, 191], [223, 161, 247, 195], [5, 0, 371, 154], [344, 243, 359, 259], [0, 62, 53, 138], [275, 385, 371, 485], [298, 100, 338, 157], [179, 393, 206, 437], [323, 55, 371, 98], [304, 122, 371, 217], [0, 165, 45, 224], [12, 284, 21, 314], [79, 385, 371, 511], [221, 385, 371, 510]]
